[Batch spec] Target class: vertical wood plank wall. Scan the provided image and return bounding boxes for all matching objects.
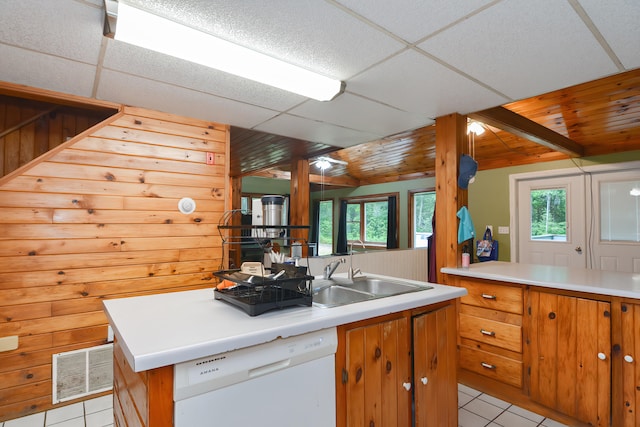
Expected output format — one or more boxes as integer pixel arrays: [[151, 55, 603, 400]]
[[0, 105, 229, 421]]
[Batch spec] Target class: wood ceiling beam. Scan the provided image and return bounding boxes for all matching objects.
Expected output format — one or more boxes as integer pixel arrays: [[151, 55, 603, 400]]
[[469, 106, 584, 157]]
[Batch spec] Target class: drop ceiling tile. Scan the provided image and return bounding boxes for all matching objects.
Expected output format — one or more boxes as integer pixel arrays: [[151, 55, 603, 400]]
[[290, 93, 432, 137], [418, 0, 619, 101], [579, 0, 640, 69], [96, 70, 280, 128], [102, 39, 306, 111], [126, 0, 404, 79], [0, 44, 96, 97], [255, 114, 380, 148], [336, 0, 494, 43], [348, 49, 508, 117], [0, 0, 104, 64]]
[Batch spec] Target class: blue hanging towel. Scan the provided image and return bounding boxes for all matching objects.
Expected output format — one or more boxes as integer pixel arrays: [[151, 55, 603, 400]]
[[456, 206, 476, 244]]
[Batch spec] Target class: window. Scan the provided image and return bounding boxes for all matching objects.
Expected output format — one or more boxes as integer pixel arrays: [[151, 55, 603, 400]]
[[600, 179, 640, 242], [530, 188, 567, 241], [317, 200, 333, 255], [344, 194, 397, 246], [410, 190, 435, 248]]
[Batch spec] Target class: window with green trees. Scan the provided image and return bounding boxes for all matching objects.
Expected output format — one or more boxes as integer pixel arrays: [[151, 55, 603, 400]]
[[347, 197, 391, 244], [317, 200, 333, 255], [530, 188, 567, 241], [411, 191, 435, 247]]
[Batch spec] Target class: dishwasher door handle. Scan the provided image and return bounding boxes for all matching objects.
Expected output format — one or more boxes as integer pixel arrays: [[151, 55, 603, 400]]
[[248, 359, 292, 378]]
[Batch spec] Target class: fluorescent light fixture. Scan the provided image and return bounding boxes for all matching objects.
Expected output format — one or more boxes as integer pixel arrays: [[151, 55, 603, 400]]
[[105, 1, 345, 101], [467, 121, 485, 135]]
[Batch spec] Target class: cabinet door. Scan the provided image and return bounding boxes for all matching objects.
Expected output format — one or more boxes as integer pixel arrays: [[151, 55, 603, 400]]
[[413, 304, 457, 427], [529, 291, 611, 426], [343, 317, 411, 427], [619, 302, 640, 427]]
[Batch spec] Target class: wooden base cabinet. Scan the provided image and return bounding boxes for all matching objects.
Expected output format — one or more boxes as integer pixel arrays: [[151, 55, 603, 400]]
[[613, 300, 640, 427], [528, 290, 611, 427], [335, 302, 458, 427]]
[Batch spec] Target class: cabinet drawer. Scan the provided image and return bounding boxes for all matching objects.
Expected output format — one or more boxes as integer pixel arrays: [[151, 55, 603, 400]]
[[459, 345, 522, 388], [459, 279, 523, 314], [459, 313, 522, 353]]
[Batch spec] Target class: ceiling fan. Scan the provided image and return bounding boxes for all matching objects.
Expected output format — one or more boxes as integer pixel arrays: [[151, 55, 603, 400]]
[[310, 156, 348, 170]]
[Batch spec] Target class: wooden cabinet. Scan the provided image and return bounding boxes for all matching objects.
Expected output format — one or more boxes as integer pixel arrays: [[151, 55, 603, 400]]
[[335, 302, 458, 427], [339, 314, 412, 427], [612, 300, 640, 427], [455, 277, 524, 388], [413, 304, 458, 426], [528, 290, 611, 426]]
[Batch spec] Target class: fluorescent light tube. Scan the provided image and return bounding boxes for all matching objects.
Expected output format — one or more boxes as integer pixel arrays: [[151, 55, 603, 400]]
[[112, 2, 345, 101]]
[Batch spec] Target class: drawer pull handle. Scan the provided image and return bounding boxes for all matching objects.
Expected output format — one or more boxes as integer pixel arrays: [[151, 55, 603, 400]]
[[480, 329, 496, 337], [481, 362, 496, 370], [481, 293, 497, 300]]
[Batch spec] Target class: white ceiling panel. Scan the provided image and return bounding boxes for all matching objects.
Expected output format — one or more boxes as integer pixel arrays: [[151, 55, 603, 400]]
[[578, 0, 640, 69], [102, 39, 306, 112], [290, 93, 432, 136], [419, 0, 619, 101], [0, 44, 96, 97], [0, 0, 103, 64], [255, 114, 380, 148], [127, 0, 405, 80], [336, 0, 496, 43], [97, 70, 280, 128], [347, 50, 509, 117]]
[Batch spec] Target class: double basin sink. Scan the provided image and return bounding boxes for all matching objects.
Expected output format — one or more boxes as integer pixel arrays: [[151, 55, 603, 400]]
[[312, 276, 433, 308]]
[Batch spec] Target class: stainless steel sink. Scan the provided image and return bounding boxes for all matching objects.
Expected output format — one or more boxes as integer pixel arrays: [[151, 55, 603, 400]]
[[312, 277, 433, 308]]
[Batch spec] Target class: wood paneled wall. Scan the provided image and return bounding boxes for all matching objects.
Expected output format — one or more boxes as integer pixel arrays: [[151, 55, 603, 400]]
[[0, 105, 229, 421], [0, 95, 114, 178]]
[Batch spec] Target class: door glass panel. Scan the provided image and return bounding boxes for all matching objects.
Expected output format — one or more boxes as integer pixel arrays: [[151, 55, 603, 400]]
[[317, 200, 333, 256], [600, 180, 640, 242], [413, 192, 435, 248], [530, 188, 567, 241]]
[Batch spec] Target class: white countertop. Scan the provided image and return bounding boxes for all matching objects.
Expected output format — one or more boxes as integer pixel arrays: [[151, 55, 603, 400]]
[[103, 273, 466, 372], [442, 261, 640, 298]]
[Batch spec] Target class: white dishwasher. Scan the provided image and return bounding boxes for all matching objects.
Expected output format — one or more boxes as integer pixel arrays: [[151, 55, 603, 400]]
[[173, 327, 338, 427]]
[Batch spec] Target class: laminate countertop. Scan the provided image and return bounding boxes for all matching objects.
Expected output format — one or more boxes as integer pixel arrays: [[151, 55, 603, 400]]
[[103, 273, 466, 372], [442, 261, 640, 299]]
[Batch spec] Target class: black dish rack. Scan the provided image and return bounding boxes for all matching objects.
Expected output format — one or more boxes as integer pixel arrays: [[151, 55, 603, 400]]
[[213, 264, 313, 316]]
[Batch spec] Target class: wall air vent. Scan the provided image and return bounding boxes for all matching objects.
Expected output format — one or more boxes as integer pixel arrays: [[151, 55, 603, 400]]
[[52, 343, 113, 403]]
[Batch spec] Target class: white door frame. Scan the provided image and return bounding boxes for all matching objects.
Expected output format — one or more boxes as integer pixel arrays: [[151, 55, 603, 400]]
[[509, 160, 640, 267]]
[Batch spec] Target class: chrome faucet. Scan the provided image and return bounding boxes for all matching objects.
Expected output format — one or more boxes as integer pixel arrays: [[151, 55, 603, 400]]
[[324, 258, 345, 279], [348, 242, 364, 280]]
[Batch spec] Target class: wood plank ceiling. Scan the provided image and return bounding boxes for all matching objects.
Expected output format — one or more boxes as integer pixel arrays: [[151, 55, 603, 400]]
[[234, 68, 640, 188]]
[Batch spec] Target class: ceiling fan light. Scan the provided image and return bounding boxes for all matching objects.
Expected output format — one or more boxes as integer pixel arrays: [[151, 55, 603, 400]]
[[467, 121, 485, 135], [316, 159, 332, 170], [108, 1, 345, 101]]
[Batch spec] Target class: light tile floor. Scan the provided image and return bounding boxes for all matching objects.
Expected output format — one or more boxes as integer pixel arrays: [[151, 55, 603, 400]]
[[1, 395, 113, 427], [1, 386, 570, 427], [458, 384, 568, 427]]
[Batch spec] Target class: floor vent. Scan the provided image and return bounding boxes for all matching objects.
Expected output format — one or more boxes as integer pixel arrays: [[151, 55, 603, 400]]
[[52, 343, 113, 403]]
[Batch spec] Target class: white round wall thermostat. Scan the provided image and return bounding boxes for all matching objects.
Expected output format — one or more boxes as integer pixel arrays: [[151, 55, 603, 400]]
[[178, 197, 196, 214]]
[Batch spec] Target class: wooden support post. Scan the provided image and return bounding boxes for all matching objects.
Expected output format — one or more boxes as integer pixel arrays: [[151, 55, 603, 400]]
[[290, 158, 310, 256], [434, 113, 468, 284], [229, 176, 242, 269]]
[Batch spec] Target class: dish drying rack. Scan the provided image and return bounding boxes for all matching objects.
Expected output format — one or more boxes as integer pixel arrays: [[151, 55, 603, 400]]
[[213, 263, 313, 316], [216, 209, 311, 271]]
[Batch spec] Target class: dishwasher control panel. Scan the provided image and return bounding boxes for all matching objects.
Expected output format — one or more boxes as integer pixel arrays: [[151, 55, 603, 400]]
[[174, 327, 337, 401]]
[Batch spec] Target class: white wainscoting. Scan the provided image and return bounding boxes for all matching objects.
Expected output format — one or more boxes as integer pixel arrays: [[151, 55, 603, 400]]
[[301, 248, 429, 282]]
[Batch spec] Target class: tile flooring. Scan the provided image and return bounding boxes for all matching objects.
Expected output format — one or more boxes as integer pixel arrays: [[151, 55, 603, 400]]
[[0, 395, 112, 427], [458, 384, 568, 427], [1, 385, 569, 427]]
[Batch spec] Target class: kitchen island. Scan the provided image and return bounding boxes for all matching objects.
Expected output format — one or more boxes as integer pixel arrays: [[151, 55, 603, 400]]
[[103, 273, 467, 427], [442, 261, 640, 427]]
